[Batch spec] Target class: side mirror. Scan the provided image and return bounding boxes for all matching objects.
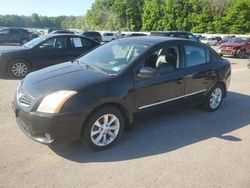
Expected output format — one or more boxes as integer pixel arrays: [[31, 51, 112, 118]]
[[137, 67, 159, 79]]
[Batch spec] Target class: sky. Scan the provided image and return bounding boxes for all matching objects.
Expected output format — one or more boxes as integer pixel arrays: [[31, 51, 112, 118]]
[[0, 0, 96, 16]]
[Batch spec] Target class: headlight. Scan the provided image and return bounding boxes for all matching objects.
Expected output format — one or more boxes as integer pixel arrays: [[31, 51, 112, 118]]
[[37, 90, 77, 113]]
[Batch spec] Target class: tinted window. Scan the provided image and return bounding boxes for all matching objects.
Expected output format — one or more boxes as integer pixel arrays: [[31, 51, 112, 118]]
[[81, 38, 93, 46], [10, 29, 21, 35], [39, 37, 67, 49], [177, 33, 188, 39], [184, 45, 208, 67]]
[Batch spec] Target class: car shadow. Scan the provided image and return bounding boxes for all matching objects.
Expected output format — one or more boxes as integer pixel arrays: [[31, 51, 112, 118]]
[[0, 74, 20, 80], [0, 43, 20, 46], [50, 91, 250, 163]]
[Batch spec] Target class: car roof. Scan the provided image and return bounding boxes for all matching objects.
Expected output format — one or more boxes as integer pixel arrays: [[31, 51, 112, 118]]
[[151, 31, 193, 34], [48, 33, 81, 37], [117, 36, 192, 45]]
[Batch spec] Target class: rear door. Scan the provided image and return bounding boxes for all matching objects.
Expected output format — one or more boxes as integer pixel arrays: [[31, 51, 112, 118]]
[[9, 29, 20, 43], [183, 43, 215, 102], [64, 36, 97, 61]]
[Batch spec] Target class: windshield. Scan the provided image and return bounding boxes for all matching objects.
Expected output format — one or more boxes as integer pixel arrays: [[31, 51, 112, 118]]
[[227, 37, 246, 44], [23, 36, 48, 48], [77, 40, 150, 74]]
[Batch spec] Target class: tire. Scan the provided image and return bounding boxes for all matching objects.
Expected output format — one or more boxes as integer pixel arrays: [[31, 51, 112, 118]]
[[204, 84, 225, 112], [8, 59, 31, 78], [238, 50, 246, 58], [20, 38, 28, 45], [81, 105, 125, 151]]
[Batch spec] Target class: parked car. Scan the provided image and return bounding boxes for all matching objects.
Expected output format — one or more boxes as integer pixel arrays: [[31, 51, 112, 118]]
[[29, 31, 39, 39], [214, 36, 222, 44], [13, 36, 231, 150], [200, 37, 218, 46], [218, 37, 250, 58], [124, 33, 148, 37], [0, 34, 99, 78], [102, 32, 118, 42], [150, 31, 200, 42], [82, 31, 102, 43], [50, 30, 75, 34], [0, 27, 31, 45]]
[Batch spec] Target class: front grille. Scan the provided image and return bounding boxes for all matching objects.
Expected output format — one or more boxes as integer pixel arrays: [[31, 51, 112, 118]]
[[17, 87, 34, 108]]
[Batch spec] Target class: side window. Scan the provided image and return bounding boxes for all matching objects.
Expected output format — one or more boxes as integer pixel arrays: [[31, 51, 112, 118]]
[[39, 37, 67, 49], [81, 38, 93, 46], [0, 29, 10, 34], [188, 34, 197, 41], [184, 45, 208, 67], [145, 46, 180, 73], [10, 29, 20, 35], [178, 34, 188, 39], [70, 37, 84, 48]]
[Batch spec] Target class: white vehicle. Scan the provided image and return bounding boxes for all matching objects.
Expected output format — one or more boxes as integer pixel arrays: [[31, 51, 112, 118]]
[[201, 37, 218, 46], [102, 32, 118, 42]]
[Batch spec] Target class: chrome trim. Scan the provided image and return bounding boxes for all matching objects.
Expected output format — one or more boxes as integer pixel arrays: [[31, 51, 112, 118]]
[[138, 89, 207, 110]]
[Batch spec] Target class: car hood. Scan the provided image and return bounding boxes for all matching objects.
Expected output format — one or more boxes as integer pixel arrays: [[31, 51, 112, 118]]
[[0, 46, 27, 54], [22, 62, 110, 99], [220, 43, 243, 48]]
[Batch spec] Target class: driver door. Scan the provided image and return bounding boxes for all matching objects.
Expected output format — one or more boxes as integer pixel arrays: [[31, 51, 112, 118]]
[[134, 43, 186, 115], [31, 36, 68, 69]]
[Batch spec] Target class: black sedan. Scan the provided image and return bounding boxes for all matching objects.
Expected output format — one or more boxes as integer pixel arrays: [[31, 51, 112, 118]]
[[13, 36, 231, 150], [0, 34, 99, 77]]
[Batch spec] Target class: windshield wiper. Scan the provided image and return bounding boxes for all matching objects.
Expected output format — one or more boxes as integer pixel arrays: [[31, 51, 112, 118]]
[[76, 60, 112, 75]]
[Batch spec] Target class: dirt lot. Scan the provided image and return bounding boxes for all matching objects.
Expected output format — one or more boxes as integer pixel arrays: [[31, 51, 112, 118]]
[[0, 46, 250, 188]]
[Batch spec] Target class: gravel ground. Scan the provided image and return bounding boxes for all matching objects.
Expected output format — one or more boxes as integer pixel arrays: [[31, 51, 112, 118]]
[[0, 45, 250, 188]]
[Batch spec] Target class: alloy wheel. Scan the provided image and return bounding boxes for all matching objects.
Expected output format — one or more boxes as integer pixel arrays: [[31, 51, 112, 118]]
[[90, 114, 120, 146], [11, 62, 28, 77], [209, 88, 222, 109]]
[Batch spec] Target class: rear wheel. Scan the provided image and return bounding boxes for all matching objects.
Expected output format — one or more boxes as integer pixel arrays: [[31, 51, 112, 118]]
[[81, 106, 125, 151], [204, 84, 224, 111], [8, 59, 31, 78]]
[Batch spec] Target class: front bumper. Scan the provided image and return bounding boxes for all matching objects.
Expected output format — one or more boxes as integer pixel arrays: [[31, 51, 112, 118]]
[[12, 102, 84, 145]]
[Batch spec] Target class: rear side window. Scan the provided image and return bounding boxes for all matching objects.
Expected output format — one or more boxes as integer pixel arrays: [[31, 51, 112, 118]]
[[69, 37, 93, 48], [184, 45, 210, 67], [70, 37, 84, 48]]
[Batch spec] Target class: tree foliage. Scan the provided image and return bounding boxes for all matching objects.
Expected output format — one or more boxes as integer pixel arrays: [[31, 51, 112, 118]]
[[0, 0, 249, 34]]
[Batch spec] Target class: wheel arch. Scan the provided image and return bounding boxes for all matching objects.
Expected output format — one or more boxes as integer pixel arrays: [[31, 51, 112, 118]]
[[216, 81, 227, 97], [80, 102, 132, 136], [7, 57, 33, 73]]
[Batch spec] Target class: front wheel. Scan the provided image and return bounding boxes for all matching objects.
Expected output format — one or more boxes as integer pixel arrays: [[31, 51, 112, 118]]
[[8, 59, 31, 78], [238, 50, 246, 58], [81, 106, 125, 151], [204, 84, 224, 111]]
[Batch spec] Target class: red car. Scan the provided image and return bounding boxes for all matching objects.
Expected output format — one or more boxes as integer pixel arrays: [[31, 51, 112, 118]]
[[219, 37, 250, 58]]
